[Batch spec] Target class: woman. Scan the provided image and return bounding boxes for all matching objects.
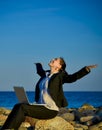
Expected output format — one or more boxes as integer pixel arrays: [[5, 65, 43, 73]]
[[1, 57, 97, 129]]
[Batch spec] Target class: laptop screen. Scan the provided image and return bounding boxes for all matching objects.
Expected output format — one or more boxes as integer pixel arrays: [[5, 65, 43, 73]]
[[14, 86, 29, 103]]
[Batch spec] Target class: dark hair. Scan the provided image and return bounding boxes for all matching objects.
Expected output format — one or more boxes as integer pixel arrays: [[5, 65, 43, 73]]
[[59, 57, 66, 70]]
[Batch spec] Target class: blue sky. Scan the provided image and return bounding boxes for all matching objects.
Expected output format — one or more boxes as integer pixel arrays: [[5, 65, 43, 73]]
[[0, 0, 102, 91]]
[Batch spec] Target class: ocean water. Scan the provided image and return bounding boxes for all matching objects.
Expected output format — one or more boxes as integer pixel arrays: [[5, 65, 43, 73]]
[[0, 91, 102, 109]]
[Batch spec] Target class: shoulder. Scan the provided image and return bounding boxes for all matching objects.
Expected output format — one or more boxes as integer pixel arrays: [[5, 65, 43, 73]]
[[52, 70, 68, 79]]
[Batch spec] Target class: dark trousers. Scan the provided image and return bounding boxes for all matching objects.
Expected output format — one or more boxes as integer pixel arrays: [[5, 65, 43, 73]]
[[1, 103, 58, 129]]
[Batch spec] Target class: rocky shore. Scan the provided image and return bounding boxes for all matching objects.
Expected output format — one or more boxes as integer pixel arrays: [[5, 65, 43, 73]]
[[0, 104, 102, 130]]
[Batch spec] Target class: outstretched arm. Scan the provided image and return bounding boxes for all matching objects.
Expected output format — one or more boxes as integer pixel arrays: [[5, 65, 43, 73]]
[[35, 63, 46, 77], [62, 64, 98, 83]]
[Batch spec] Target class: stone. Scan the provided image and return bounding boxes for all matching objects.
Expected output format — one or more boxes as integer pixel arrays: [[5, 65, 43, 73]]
[[0, 107, 11, 115], [35, 116, 74, 130], [80, 115, 94, 122], [0, 104, 102, 130], [0, 114, 8, 126], [74, 123, 88, 130], [25, 116, 39, 127], [20, 122, 31, 128], [78, 103, 96, 113], [61, 112, 75, 121]]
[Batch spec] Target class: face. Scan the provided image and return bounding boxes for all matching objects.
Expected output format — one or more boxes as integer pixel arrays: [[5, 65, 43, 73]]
[[49, 58, 62, 70]]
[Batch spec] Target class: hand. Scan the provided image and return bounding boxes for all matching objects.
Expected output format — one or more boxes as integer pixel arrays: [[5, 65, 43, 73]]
[[87, 64, 98, 69], [86, 64, 98, 72], [34, 63, 42, 65]]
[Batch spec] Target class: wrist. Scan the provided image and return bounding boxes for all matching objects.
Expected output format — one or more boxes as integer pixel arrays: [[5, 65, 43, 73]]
[[85, 66, 90, 72]]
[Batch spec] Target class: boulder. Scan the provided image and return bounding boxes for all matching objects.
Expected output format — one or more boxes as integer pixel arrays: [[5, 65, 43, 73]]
[[35, 116, 74, 130], [0, 104, 102, 130]]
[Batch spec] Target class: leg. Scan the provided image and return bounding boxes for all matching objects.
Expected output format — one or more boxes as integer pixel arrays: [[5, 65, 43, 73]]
[[1, 103, 26, 129], [1, 103, 58, 129], [23, 104, 58, 119]]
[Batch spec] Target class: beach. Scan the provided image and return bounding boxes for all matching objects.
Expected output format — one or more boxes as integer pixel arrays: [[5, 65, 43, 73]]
[[0, 91, 102, 129], [0, 104, 102, 130]]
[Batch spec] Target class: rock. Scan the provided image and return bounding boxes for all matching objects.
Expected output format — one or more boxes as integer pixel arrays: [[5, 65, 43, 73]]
[[25, 116, 39, 127], [0, 114, 8, 126], [57, 107, 69, 116], [0, 107, 11, 115], [0, 104, 102, 130], [35, 116, 74, 130], [98, 122, 102, 127], [78, 103, 96, 113], [74, 123, 88, 130], [60, 112, 75, 121], [20, 122, 31, 128], [89, 125, 100, 130], [18, 127, 28, 130], [80, 115, 94, 122]]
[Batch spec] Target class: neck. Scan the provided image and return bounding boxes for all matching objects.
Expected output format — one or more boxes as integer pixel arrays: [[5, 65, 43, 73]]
[[50, 68, 59, 74]]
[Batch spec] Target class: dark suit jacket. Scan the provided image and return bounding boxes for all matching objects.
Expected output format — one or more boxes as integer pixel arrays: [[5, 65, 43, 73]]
[[35, 63, 90, 108]]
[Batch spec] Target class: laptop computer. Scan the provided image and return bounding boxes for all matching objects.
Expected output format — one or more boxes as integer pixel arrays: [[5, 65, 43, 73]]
[[14, 86, 30, 104], [13, 86, 44, 105]]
